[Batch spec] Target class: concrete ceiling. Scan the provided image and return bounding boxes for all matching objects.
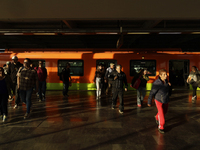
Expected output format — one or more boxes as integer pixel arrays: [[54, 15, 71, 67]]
[[0, 20, 200, 51]]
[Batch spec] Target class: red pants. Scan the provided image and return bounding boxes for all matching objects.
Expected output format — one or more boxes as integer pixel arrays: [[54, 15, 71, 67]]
[[155, 100, 169, 130]]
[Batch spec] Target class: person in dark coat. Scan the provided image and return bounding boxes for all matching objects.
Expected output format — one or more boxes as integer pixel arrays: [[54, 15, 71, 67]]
[[111, 65, 128, 114], [147, 69, 171, 134], [0, 67, 13, 122], [8, 56, 23, 109], [62, 62, 71, 97]]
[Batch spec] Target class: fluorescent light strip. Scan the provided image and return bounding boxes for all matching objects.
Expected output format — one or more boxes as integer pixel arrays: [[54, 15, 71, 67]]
[[159, 32, 181, 34], [4, 33, 24, 35], [33, 33, 56, 35], [127, 32, 150, 34]]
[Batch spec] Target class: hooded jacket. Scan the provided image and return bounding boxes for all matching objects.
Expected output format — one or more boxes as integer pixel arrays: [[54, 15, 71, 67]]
[[148, 77, 170, 104]]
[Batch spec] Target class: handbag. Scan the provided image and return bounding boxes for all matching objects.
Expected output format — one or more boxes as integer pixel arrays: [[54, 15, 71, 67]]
[[130, 75, 141, 89]]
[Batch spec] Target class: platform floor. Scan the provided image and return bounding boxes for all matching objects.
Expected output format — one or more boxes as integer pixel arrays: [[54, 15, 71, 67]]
[[0, 90, 200, 150]]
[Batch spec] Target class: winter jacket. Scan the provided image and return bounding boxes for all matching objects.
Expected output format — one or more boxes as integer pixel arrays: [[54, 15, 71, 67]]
[[139, 74, 149, 87], [111, 70, 128, 89], [148, 77, 170, 104], [8, 62, 23, 84]]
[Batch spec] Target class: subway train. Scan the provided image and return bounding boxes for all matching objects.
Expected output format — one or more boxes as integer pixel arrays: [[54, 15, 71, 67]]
[[0, 48, 198, 90]]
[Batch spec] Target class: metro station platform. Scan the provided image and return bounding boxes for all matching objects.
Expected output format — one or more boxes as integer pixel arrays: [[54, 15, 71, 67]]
[[0, 90, 200, 150]]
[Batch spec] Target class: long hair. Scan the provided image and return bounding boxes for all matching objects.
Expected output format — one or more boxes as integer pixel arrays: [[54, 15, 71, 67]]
[[192, 66, 197, 71]]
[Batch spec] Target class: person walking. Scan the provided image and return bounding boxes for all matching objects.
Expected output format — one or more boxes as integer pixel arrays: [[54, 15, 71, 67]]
[[147, 69, 171, 134], [18, 58, 38, 119], [187, 66, 200, 103], [136, 69, 149, 107], [0, 67, 13, 122], [8, 56, 23, 109], [62, 62, 71, 97], [111, 65, 128, 114], [105, 63, 115, 96], [94, 65, 104, 99], [35, 61, 47, 102]]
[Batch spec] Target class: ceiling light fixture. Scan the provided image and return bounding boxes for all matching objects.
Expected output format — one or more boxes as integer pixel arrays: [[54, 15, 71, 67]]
[[127, 32, 150, 34], [159, 32, 182, 34]]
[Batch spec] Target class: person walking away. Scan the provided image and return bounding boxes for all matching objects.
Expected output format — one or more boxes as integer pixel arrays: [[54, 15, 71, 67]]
[[94, 65, 104, 99], [62, 62, 71, 97], [8, 56, 23, 109], [105, 63, 115, 96], [147, 69, 171, 134], [3, 61, 13, 101], [18, 58, 38, 119], [187, 66, 200, 103], [136, 69, 149, 107], [35, 61, 47, 102], [0, 67, 13, 122], [111, 65, 128, 114]]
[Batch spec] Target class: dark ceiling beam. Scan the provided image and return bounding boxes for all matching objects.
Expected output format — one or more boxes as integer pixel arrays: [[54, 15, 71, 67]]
[[141, 20, 162, 28], [127, 20, 162, 48], [62, 20, 77, 29], [0, 22, 13, 29], [1, 28, 200, 33], [169, 35, 200, 47], [7, 48, 181, 52]]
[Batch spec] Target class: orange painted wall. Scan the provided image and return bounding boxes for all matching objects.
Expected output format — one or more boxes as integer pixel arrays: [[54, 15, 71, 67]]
[[1, 51, 200, 84]]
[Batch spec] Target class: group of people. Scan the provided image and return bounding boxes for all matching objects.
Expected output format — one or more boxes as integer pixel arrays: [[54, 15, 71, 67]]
[[93, 63, 173, 134], [0, 56, 199, 134], [0, 56, 47, 120]]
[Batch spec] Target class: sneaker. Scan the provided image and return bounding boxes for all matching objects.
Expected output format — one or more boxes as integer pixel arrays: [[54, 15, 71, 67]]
[[112, 106, 115, 109], [155, 116, 159, 125], [137, 104, 141, 107], [13, 104, 18, 109], [192, 96, 197, 103], [158, 128, 165, 134], [2, 115, 6, 122], [24, 113, 30, 119], [119, 110, 124, 114], [38, 99, 42, 102]]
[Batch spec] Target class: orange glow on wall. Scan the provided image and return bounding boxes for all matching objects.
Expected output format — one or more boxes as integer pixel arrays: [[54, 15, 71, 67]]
[[11, 52, 86, 59], [93, 53, 114, 59]]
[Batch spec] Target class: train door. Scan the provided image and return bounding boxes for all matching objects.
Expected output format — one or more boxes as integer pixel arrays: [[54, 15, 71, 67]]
[[96, 59, 117, 70], [169, 60, 189, 88]]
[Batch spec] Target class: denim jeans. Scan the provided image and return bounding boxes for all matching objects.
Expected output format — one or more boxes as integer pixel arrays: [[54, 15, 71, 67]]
[[14, 84, 21, 105], [63, 81, 69, 96], [96, 77, 102, 97], [20, 88, 33, 113], [137, 86, 146, 105], [38, 81, 46, 100]]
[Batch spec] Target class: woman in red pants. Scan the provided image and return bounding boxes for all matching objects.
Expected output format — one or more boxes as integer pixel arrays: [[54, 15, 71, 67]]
[[147, 69, 171, 134]]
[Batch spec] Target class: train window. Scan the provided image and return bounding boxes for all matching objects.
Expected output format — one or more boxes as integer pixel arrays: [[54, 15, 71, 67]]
[[96, 60, 117, 69], [58, 60, 84, 76], [31, 59, 46, 68], [130, 60, 156, 76]]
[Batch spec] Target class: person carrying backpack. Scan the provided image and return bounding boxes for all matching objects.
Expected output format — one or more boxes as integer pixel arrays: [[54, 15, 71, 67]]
[[187, 66, 200, 103]]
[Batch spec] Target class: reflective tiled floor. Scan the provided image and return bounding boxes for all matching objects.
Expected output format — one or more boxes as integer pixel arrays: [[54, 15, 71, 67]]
[[1, 90, 200, 150]]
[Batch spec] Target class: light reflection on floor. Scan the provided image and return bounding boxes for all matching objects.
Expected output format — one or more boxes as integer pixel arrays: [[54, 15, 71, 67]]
[[1, 90, 200, 150]]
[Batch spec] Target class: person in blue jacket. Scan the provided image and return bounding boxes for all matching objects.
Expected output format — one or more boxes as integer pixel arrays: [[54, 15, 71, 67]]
[[147, 69, 171, 134]]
